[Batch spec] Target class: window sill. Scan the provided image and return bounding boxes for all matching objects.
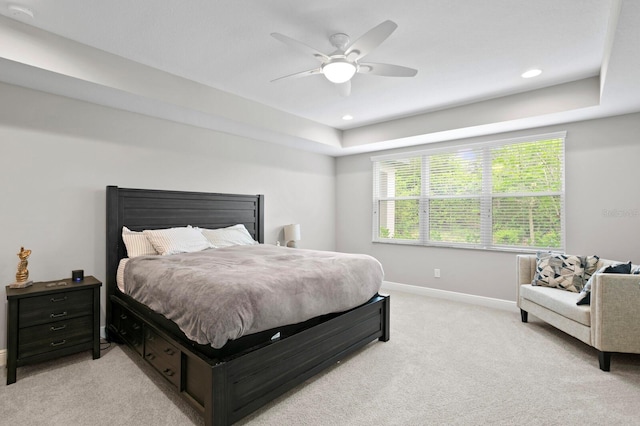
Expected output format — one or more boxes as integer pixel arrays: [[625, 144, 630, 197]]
[[372, 240, 559, 254]]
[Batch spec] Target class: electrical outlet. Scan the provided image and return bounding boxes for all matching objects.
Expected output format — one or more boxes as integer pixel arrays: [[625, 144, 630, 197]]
[[434, 268, 440, 278]]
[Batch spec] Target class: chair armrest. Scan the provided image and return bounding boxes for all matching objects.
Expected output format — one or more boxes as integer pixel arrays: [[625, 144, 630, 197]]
[[591, 273, 640, 353], [516, 255, 536, 306]]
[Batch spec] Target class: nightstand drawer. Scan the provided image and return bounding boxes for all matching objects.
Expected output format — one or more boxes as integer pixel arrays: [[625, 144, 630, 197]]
[[19, 289, 93, 327], [18, 315, 93, 359], [144, 328, 181, 388]]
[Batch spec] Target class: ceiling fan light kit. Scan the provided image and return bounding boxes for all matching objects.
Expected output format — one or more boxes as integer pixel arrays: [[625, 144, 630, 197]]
[[271, 20, 417, 95], [322, 59, 357, 84]]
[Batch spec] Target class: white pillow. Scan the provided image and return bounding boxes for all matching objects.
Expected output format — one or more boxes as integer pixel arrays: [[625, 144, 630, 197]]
[[200, 224, 258, 248], [122, 226, 158, 257], [143, 226, 213, 255]]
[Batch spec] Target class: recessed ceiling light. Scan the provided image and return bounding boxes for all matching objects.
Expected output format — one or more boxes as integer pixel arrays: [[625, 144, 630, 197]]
[[521, 69, 542, 79], [8, 4, 34, 18], [342, 114, 354, 121]]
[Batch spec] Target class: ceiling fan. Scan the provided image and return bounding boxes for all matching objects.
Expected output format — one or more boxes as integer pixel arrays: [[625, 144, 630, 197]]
[[271, 20, 417, 97]]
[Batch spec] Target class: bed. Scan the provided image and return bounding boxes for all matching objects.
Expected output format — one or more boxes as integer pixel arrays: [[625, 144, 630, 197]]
[[105, 186, 390, 425]]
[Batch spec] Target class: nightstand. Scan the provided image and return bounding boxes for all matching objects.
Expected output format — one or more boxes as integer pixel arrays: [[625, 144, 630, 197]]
[[5, 276, 102, 385]]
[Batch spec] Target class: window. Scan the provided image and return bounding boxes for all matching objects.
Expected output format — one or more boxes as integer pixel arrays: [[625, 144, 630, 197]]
[[372, 132, 565, 251]]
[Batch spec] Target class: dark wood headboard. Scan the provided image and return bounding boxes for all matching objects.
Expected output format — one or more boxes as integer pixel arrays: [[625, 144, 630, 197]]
[[105, 186, 264, 332]]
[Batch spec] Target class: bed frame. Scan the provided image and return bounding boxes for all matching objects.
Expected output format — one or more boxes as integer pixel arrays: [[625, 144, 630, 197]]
[[105, 186, 390, 425]]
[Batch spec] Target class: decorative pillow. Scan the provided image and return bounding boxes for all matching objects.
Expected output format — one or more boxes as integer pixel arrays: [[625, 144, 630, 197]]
[[605, 261, 633, 274], [576, 262, 632, 305], [200, 224, 258, 248], [632, 264, 640, 275], [122, 226, 158, 257], [143, 226, 213, 255], [532, 252, 586, 292], [583, 255, 600, 284]]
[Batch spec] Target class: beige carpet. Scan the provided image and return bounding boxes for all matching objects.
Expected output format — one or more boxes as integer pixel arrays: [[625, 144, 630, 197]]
[[2, 289, 639, 425]]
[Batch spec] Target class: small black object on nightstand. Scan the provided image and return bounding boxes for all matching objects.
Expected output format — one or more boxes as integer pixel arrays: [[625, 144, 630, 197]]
[[72, 269, 84, 282]]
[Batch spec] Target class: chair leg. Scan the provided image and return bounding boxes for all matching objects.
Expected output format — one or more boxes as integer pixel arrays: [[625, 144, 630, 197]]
[[598, 351, 611, 371], [520, 309, 528, 323]]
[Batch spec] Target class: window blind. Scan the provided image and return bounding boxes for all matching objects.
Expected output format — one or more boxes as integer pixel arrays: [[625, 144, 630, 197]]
[[372, 132, 566, 251]]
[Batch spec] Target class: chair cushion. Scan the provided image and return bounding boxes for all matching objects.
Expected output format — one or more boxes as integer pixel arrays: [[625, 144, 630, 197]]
[[520, 284, 590, 326]]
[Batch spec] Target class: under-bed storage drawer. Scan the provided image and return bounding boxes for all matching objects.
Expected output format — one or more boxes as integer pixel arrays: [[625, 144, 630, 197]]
[[112, 302, 144, 355], [144, 328, 181, 389]]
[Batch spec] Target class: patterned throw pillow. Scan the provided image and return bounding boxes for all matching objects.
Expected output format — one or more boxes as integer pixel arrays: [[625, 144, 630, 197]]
[[583, 255, 600, 284], [532, 252, 586, 293], [576, 262, 633, 305]]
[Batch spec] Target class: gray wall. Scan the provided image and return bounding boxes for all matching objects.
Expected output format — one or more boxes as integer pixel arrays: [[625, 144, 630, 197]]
[[3, 78, 640, 350], [336, 112, 640, 301], [0, 82, 336, 349]]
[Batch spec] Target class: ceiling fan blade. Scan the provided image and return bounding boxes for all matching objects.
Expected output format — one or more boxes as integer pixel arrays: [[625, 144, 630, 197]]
[[271, 68, 323, 82], [271, 33, 330, 62], [358, 62, 418, 77], [336, 80, 351, 97], [344, 20, 397, 61]]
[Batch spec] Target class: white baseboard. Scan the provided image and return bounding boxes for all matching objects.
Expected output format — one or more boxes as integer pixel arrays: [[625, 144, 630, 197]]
[[381, 281, 518, 312]]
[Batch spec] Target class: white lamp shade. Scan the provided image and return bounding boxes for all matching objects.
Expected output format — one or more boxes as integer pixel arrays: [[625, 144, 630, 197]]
[[284, 224, 301, 241], [322, 60, 356, 84]]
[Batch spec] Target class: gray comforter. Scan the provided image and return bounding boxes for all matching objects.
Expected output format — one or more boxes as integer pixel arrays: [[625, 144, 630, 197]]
[[124, 245, 383, 348]]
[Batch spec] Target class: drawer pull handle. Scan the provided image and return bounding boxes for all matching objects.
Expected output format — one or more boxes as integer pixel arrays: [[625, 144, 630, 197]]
[[163, 368, 175, 377], [50, 296, 67, 303], [120, 314, 128, 320], [50, 340, 66, 347], [50, 311, 68, 318], [164, 348, 176, 356], [132, 323, 141, 330], [145, 353, 156, 361], [50, 325, 67, 331]]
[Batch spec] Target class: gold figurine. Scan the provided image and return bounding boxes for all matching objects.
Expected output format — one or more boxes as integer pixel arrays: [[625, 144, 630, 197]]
[[10, 247, 33, 288]]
